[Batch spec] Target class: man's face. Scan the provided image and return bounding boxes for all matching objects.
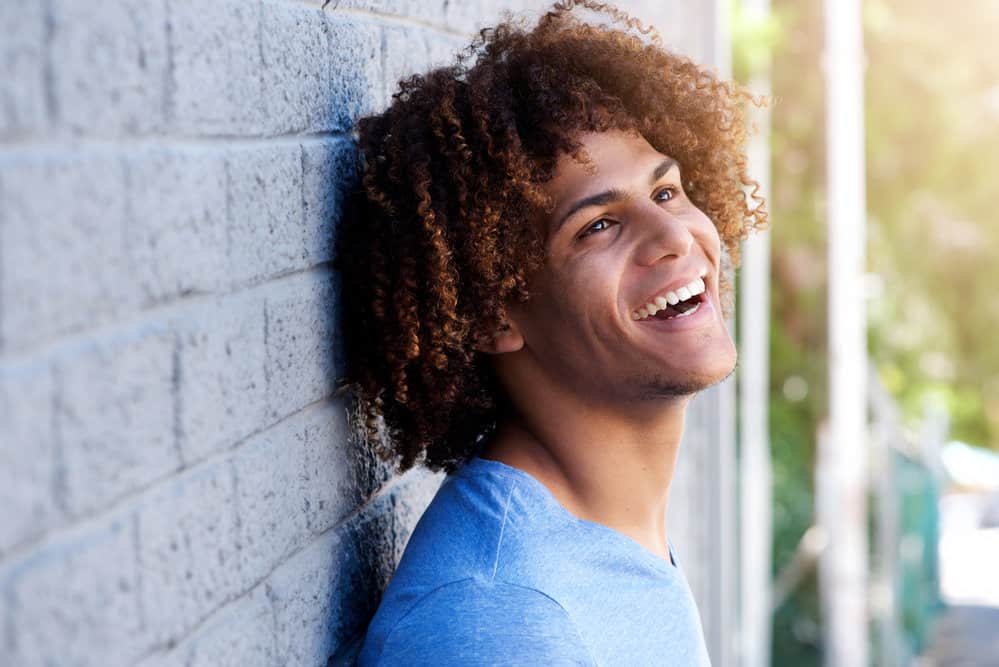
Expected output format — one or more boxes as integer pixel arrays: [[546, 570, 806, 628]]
[[502, 128, 738, 405]]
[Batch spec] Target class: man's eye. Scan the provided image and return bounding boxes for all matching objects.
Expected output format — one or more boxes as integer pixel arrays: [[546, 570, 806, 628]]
[[579, 219, 614, 239], [655, 186, 678, 202]]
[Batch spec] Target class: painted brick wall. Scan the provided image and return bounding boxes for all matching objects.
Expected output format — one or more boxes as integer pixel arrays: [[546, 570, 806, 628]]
[[0, 1, 725, 665]]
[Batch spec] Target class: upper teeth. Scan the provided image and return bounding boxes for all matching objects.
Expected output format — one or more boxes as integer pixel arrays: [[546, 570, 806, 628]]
[[632, 277, 706, 320]]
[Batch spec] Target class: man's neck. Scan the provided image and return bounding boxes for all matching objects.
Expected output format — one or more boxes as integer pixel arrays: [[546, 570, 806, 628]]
[[478, 397, 688, 563]]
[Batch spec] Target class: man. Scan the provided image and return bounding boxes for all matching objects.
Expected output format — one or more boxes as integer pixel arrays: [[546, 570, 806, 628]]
[[335, 1, 767, 663]]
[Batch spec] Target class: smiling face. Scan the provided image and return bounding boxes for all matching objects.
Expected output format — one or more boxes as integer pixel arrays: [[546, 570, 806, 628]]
[[493, 128, 738, 407]]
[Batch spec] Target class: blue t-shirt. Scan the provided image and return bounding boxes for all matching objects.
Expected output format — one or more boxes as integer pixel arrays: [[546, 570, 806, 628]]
[[357, 456, 712, 666]]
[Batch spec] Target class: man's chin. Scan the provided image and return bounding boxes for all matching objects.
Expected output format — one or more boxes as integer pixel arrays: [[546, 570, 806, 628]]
[[635, 350, 738, 400]]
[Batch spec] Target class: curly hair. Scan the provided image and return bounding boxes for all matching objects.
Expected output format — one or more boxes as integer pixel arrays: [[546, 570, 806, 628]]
[[334, 0, 767, 475]]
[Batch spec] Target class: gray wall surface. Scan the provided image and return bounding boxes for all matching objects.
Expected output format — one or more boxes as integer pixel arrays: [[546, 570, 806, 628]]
[[0, 1, 731, 665]]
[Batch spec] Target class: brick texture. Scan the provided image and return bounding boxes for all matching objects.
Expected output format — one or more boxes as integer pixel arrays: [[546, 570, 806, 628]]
[[0, 1, 47, 139], [0, 1, 722, 665]]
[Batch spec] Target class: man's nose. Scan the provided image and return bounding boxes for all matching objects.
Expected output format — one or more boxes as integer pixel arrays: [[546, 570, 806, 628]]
[[633, 207, 694, 265]]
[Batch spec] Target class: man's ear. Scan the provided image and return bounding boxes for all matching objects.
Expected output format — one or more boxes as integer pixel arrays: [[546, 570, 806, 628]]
[[473, 317, 525, 355]]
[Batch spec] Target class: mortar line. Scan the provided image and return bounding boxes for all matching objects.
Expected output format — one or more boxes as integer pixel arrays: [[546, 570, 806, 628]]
[[162, 0, 176, 127], [0, 261, 337, 365], [171, 331, 185, 468], [131, 463, 437, 664], [50, 363, 68, 517], [0, 170, 5, 353], [132, 512, 147, 636], [0, 130, 353, 154], [285, 0, 473, 39], [0, 393, 345, 566], [41, 0, 59, 127]]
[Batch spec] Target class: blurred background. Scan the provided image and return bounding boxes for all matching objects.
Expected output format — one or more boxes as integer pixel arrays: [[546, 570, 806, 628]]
[[732, 0, 999, 664]]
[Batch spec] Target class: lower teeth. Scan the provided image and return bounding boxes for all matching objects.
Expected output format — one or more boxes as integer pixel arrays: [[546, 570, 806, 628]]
[[645, 298, 702, 321], [674, 302, 700, 318]]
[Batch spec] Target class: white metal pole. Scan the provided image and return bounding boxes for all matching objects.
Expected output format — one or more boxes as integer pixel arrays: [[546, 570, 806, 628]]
[[820, 0, 869, 665], [712, 5, 739, 666], [737, 2, 773, 667]]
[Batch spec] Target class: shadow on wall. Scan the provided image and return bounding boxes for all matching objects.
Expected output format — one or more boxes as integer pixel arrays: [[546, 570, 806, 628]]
[[318, 143, 398, 664], [322, 139, 446, 665]]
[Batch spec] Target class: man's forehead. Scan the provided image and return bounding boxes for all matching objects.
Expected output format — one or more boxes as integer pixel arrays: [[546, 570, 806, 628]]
[[548, 134, 673, 195]]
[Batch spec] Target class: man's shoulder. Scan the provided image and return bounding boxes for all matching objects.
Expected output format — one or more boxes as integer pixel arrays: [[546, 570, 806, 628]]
[[358, 577, 595, 666], [356, 462, 600, 666], [395, 460, 579, 578]]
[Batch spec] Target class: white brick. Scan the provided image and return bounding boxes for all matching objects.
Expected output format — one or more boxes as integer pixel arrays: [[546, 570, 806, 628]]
[[225, 143, 304, 285], [266, 529, 344, 667], [137, 461, 241, 647], [48, 0, 169, 135], [168, 3, 384, 137], [164, 4, 386, 137], [136, 585, 276, 667], [231, 422, 311, 585], [263, 269, 337, 421], [173, 290, 267, 465], [228, 401, 383, 582], [380, 23, 432, 109], [325, 16, 383, 130], [301, 138, 359, 267], [332, 0, 543, 37], [268, 467, 441, 665], [229, 406, 361, 582], [186, 585, 276, 667], [378, 24, 479, 108], [0, 360, 58, 555], [0, 1, 47, 138], [332, 0, 695, 65], [425, 33, 469, 71], [260, 2, 334, 135], [297, 401, 370, 534], [0, 152, 138, 352], [442, 0, 544, 35], [124, 146, 228, 304], [169, 0, 264, 135], [56, 326, 179, 516], [3, 514, 144, 667]]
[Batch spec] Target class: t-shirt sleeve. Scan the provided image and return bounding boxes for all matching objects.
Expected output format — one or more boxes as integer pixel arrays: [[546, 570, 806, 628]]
[[369, 577, 595, 666]]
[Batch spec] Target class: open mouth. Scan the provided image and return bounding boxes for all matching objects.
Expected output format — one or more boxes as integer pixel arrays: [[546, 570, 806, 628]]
[[644, 292, 705, 320], [631, 275, 709, 322]]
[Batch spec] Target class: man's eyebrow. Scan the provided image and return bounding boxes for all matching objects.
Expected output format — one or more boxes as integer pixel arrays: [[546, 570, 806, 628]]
[[551, 157, 678, 235], [649, 157, 678, 184]]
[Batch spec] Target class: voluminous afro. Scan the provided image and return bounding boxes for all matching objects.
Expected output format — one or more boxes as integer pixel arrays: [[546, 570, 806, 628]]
[[334, 0, 767, 474]]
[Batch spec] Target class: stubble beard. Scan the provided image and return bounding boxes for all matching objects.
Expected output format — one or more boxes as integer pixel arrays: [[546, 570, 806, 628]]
[[632, 346, 739, 401]]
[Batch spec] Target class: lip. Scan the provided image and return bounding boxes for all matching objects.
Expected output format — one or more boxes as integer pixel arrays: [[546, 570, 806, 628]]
[[633, 267, 710, 314], [633, 289, 716, 333]]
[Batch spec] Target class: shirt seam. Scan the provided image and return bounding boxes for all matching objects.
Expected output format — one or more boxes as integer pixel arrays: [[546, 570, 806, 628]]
[[492, 579, 600, 666], [490, 480, 516, 580], [375, 576, 479, 660], [375, 576, 599, 666], [488, 480, 598, 665]]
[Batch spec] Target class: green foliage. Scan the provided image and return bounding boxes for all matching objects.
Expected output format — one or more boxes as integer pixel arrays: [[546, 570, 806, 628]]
[[865, 0, 999, 449], [729, 0, 785, 83], [771, 569, 824, 667]]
